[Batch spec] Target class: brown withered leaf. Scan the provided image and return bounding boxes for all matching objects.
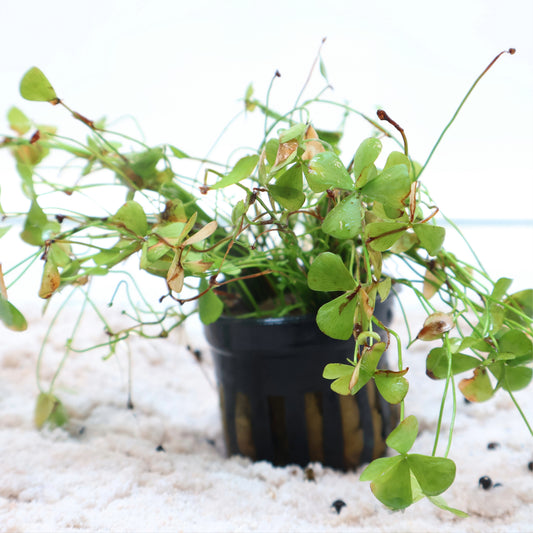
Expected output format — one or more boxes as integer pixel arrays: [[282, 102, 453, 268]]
[[166, 251, 185, 293], [301, 125, 325, 161], [374, 367, 409, 378], [349, 358, 362, 390], [416, 311, 453, 341], [359, 288, 375, 320], [184, 260, 212, 274], [273, 139, 298, 168], [182, 221, 218, 246], [72, 275, 89, 287]]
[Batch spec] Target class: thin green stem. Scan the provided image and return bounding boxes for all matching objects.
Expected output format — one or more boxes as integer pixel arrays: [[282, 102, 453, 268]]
[[194, 110, 245, 181], [36, 287, 78, 392], [309, 99, 400, 146], [418, 48, 515, 182], [505, 379, 533, 436], [50, 287, 90, 390], [293, 37, 327, 112], [432, 333, 453, 456], [4, 250, 42, 289], [390, 285, 414, 346], [386, 326, 405, 421], [265, 70, 282, 137]]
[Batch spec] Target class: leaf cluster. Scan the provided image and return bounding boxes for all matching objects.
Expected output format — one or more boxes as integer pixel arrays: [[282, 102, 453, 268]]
[[0, 64, 531, 516]]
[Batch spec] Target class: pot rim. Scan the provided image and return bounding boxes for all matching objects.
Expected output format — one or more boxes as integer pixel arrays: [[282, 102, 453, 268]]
[[206, 313, 315, 328]]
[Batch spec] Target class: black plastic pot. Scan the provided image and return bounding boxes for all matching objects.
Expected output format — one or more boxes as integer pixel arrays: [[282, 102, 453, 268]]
[[203, 303, 398, 470]]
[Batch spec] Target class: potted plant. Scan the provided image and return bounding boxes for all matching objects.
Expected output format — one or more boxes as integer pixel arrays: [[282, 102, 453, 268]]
[[0, 47, 531, 516]]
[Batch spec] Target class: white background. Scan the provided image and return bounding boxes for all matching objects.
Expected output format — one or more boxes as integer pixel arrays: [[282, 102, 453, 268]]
[[0, 0, 532, 296]]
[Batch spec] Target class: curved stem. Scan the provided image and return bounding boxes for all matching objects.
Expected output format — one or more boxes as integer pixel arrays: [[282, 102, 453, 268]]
[[36, 287, 78, 392], [432, 332, 454, 456], [418, 48, 515, 182], [505, 379, 533, 436]]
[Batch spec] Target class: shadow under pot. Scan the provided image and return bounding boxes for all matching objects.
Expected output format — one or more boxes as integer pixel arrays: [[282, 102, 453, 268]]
[[203, 303, 398, 471]]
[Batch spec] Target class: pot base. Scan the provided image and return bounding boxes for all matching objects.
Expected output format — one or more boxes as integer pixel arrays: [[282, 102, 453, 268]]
[[204, 311, 398, 470]]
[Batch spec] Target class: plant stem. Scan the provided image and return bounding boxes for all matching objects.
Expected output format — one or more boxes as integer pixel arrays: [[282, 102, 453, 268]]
[[36, 287, 77, 392], [386, 326, 405, 421], [417, 48, 515, 182], [505, 379, 533, 436], [50, 287, 89, 390], [431, 333, 457, 457]]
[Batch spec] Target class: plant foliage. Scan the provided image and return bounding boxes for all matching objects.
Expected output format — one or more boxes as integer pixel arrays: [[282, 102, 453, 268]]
[[0, 49, 530, 515]]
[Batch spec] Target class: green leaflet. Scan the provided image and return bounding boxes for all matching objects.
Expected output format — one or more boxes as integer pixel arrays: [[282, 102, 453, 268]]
[[316, 291, 358, 340], [353, 137, 382, 183], [426, 347, 479, 380], [361, 164, 410, 209], [20, 67, 58, 102], [413, 223, 445, 256], [269, 163, 305, 210], [198, 279, 223, 325], [374, 369, 409, 404], [366, 222, 408, 252], [109, 200, 149, 236], [306, 152, 354, 192], [210, 155, 259, 189], [308, 252, 356, 292], [386, 415, 418, 455], [0, 297, 28, 331], [321, 193, 362, 239]]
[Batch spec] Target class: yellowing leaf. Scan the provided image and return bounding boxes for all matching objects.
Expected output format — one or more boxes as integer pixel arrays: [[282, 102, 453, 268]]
[[184, 260, 212, 274], [34, 392, 68, 428], [423, 268, 445, 300], [458, 367, 494, 402], [377, 277, 392, 302], [20, 67, 58, 103], [8, 107, 32, 135], [39, 260, 60, 299]]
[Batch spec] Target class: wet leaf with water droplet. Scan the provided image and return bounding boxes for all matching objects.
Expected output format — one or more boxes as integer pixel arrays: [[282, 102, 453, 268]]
[[306, 152, 354, 192], [321, 193, 362, 239]]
